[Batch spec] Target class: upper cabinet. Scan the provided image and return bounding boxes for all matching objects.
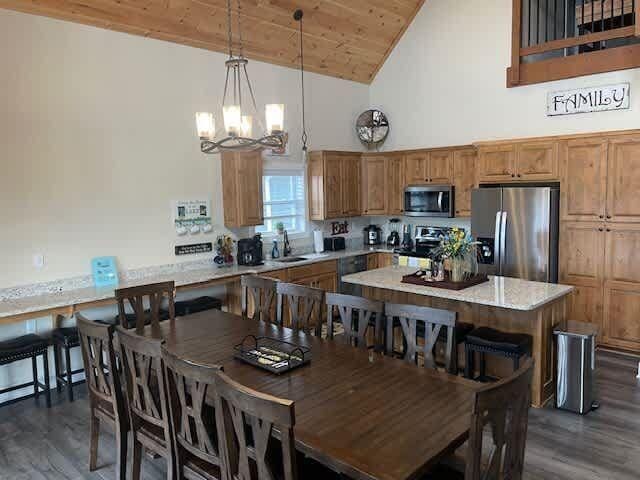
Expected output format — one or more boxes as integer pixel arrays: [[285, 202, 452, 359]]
[[560, 137, 608, 222], [606, 135, 640, 223], [404, 150, 453, 185], [361, 153, 406, 216], [478, 141, 559, 183], [221, 150, 264, 228], [453, 149, 477, 217], [308, 151, 362, 221]]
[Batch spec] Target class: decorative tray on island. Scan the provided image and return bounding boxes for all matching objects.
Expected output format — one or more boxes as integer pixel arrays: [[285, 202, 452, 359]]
[[234, 335, 311, 374], [401, 271, 489, 291]]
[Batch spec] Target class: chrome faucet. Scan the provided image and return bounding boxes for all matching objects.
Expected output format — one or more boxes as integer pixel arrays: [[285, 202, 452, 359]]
[[283, 230, 292, 257]]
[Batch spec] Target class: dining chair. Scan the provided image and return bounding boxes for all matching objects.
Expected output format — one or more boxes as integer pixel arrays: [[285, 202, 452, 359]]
[[116, 326, 174, 480], [325, 292, 384, 350], [384, 303, 457, 374], [213, 370, 298, 480], [276, 282, 325, 336], [76, 313, 128, 480], [422, 358, 534, 480], [162, 346, 223, 480], [115, 281, 176, 335], [241, 275, 279, 322]]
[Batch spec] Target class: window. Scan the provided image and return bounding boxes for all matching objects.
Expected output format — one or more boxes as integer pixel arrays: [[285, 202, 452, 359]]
[[256, 168, 306, 236], [508, 0, 640, 87]]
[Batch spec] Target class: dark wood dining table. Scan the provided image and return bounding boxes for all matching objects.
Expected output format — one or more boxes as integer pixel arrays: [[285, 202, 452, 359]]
[[149, 309, 478, 480]]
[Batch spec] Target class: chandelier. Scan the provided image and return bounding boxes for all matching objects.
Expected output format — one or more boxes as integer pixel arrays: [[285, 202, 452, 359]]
[[195, 0, 287, 153]]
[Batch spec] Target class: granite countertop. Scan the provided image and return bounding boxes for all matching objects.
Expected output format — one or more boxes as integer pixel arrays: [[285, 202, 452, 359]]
[[341, 266, 573, 311], [0, 247, 395, 319]]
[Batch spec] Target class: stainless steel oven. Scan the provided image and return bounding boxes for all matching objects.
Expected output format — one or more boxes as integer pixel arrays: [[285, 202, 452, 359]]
[[403, 185, 454, 217]]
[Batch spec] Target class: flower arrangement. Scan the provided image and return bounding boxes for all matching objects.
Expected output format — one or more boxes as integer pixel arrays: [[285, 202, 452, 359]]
[[214, 234, 234, 267], [432, 228, 477, 260]]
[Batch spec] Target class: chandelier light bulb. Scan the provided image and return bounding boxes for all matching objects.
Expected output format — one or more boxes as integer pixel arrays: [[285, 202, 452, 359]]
[[240, 115, 253, 138], [223, 105, 242, 137], [266, 104, 284, 134], [195, 112, 215, 140]]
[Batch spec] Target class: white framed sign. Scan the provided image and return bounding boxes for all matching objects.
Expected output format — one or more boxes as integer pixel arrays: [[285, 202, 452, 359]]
[[547, 83, 630, 116], [173, 199, 212, 236]]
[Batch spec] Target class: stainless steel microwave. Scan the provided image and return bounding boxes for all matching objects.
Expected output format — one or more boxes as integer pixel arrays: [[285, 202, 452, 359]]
[[403, 185, 454, 217]]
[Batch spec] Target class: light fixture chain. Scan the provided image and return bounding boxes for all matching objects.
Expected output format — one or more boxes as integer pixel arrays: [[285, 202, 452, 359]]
[[243, 63, 264, 131], [226, 0, 233, 57], [237, 0, 244, 58]]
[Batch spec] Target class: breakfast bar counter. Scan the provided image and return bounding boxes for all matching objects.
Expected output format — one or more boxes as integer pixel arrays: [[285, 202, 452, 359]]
[[342, 266, 574, 407]]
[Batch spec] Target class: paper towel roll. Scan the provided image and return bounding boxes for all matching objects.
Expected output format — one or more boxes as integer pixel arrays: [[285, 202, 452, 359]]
[[313, 230, 325, 253]]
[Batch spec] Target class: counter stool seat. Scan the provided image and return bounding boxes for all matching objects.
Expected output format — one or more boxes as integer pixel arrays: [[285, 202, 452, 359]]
[[0, 334, 51, 408], [174, 296, 221, 316], [97, 309, 171, 329], [53, 326, 83, 402], [464, 327, 532, 381]]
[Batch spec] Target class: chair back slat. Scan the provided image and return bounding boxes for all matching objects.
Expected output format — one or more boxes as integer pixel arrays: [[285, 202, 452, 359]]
[[241, 275, 279, 323], [76, 313, 124, 411], [116, 327, 171, 433], [465, 358, 534, 480], [384, 303, 456, 373], [214, 371, 297, 480], [162, 346, 223, 473], [325, 293, 384, 350], [115, 281, 175, 335], [276, 282, 324, 336]]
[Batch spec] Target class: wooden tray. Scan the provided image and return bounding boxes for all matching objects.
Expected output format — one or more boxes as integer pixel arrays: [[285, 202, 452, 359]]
[[401, 272, 489, 291], [234, 335, 311, 374]]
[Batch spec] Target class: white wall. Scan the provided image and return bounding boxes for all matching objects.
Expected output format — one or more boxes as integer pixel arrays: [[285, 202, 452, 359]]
[[369, 0, 640, 150], [0, 9, 369, 288]]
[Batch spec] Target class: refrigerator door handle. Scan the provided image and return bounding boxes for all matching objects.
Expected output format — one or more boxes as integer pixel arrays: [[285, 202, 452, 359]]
[[494, 211, 502, 267], [500, 211, 508, 274]]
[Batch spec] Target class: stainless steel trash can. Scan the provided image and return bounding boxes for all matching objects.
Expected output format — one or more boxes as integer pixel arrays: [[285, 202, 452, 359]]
[[554, 321, 599, 414]]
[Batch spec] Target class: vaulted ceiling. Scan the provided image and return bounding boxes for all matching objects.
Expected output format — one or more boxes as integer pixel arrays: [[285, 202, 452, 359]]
[[0, 0, 424, 83]]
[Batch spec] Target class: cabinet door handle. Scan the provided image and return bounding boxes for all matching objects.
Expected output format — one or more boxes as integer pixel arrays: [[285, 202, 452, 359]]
[[606, 215, 612, 219], [606, 228, 611, 232], [599, 215, 604, 219], [511, 174, 515, 178], [598, 228, 604, 232], [517, 174, 522, 178]]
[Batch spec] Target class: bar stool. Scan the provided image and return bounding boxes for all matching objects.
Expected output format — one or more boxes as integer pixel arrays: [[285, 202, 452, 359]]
[[52, 327, 83, 402], [464, 327, 532, 381], [0, 334, 51, 408], [174, 296, 222, 316]]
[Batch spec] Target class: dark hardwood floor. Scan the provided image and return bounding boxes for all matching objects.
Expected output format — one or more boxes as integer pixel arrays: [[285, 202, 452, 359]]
[[1, 350, 639, 480]]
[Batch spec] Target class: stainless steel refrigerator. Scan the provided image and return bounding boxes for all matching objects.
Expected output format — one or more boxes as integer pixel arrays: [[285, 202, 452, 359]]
[[471, 186, 559, 283]]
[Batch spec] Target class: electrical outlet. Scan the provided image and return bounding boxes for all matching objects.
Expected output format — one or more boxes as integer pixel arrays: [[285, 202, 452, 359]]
[[33, 254, 45, 269]]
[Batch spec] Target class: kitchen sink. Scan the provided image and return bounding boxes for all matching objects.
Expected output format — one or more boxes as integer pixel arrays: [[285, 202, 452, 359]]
[[274, 257, 307, 263]]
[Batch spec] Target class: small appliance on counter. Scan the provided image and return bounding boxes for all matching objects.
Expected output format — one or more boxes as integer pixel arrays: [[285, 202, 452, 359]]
[[401, 224, 413, 251], [414, 226, 462, 257], [363, 224, 383, 246], [324, 236, 346, 251], [237, 234, 264, 266], [386, 218, 401, 248]]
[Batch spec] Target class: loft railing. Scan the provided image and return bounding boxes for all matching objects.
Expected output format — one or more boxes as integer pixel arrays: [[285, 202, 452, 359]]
[[508, 0, 640, 86]]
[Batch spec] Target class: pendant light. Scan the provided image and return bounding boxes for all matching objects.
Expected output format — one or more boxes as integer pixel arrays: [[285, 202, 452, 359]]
[[195, 0, 287, 153]]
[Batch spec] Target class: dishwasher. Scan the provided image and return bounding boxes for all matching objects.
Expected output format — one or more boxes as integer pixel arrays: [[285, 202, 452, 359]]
[[337, 255, 368, 296]]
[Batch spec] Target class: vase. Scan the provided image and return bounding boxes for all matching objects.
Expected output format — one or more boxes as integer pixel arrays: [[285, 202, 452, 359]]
[[449, 257, 465, 283]]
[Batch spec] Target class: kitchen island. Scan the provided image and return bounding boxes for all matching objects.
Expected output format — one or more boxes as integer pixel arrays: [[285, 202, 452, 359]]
[[342, 266, 574, 407]]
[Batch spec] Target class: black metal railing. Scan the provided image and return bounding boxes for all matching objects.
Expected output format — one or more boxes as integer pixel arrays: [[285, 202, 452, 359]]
[[521, 0, 636, 54]]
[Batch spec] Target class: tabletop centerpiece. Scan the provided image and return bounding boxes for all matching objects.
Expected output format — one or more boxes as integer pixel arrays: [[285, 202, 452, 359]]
[[432, 228, 480, 283]]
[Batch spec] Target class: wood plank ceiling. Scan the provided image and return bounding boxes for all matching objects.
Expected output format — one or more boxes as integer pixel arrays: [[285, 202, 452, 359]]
[[0, 0, 425, 83]]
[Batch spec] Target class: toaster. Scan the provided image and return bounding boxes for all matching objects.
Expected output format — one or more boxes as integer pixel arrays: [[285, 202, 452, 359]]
[[324, 236, 346, 251]]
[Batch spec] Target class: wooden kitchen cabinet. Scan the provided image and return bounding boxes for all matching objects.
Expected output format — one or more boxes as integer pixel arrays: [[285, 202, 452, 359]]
[[560, 137, 608, 222], [606, 135, 640, 223], [367, 253, 379, 270], [221, 149, 264, 227], [386, 154, 405, 215], [453, 148, 477, 217], [516, 141, 558, 180], [308, 151, 361, 220], [477, 145, 516, 182], [404, 150, 453, 185], [404, 151, 429, 184], [361, 155, 388, 215], [603, 223, 640, 350], [559, 222, 605, 333]]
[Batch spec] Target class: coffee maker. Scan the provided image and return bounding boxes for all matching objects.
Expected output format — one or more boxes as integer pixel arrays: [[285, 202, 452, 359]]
[[237, 234, 264, 266], [363, 225, 383, 246]]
